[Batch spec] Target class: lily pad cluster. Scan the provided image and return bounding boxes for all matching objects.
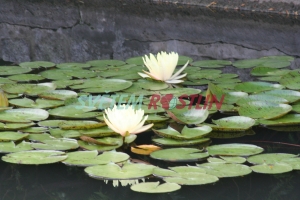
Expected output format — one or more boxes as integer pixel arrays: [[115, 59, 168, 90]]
[[0, 55, 299, 194]]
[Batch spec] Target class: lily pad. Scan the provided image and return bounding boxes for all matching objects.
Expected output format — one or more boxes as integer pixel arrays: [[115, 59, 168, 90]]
[[0, 108, 49, 123], [78, 136, 123, 152], [7, 74, 45, 82], [0, 131, 29, 141], [164, 173, 218, 185], [131, 182, 181, 193], [219, 156, 247, 164], [152, 137, 210, 147], [247, 153, 297, 165], [238, 101, 292, 119], [58, 121, 106, 130], [63, 150, 129, 167], [85, 162, 155, 180], [167, 107, 209, 125], [207, 143, 263, 156], [0, 141, 33, 153], [87, 60, 126, 68], [9, 98, 64, 109], [19, 61, 55, 69], [236, 94, 289, 105], [250, 163, 292, 174], [197, 163, 252, 177], [31, 138, 79, 151], [210, 116, 256, 131], [191, 60, 231, 68], [258, 114, 300, 126], [153, 125, 212, 140], [1, 83, 56, 96], [0, 66, 32, 76], [2, 150, 67, 164], [261, 89, 300, 103], [48, 105, 102, 119], [38, 120, 67, 128], [39, 90, 77, 100], [56, 63, 90, 69], [0, 122, 35, 130], [234, 82, 284, 93], [150, 148, 209, 162]]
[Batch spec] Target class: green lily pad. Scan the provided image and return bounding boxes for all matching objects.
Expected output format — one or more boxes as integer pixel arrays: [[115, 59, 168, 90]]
[[19, 127, 48, 133], [261, 89, 300, 103], [1, 82, 56, 96], [85, 162, 155, 180], [38, 120, 67, 127], [169, 166, 207, 173], [251, 67, 290, 77], [208, 129, 255, 139], [0, 108, 49, 123], [197, 163, 252, 177], [153, 167, 179, 178], [56, 63, 90, 69], [63, 150, 129, 167], [28, 133, 56, 142], [31, 138, 79, 151], [136, 79, 169, 91], [9, 98, 64, 109], [58, 120, 106, 130], [250, 163, 292, 174], [0, 122, 35, 130], [153, 125, 212, 140], [236, 94, 289, 105], [78, 136, 123, 152], [219, 156, 247, 164], [19, 61, 55, 69], [277, 157, 300, 170], [53, 79, 85, 89], [164, 173, 218, 185], [146, 115, 169, 123], [191, 60, 231, 68], [258, 114, 300, 126], [238, 101, 292, 119], [126, 56, 144, 65], [247, 153, 297, 165], [152, 137, 210, 147], [150, 148, 209, 162], [210, 116, 256, 131], [0, 66, 32, 76], [39, 90, 77, 100], [87, 60, 126, 68], [0, 131, 29, 141], [233, 59, 265, 69], [167, 107, 209, 125], [70, 79, 132, 93], [7, 74, 45, 82], [48, 105, 102, 119], [159, 88, 201, 96], [2, 150, 67, 164], [131, 182, 181, 193], [178, 56, 192, 65], [207, 143, 263, 156], [0, 77, 16, 84], [258, 76, 282, 82], [187, 70, 222, 80], [0, 141, 33, 153], [207, 157, 226, 163], [234, 82, 284, 93]]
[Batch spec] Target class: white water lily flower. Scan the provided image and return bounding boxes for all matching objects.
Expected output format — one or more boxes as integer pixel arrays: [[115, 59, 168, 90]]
[[138, 51, 189, 84], [103, 104, 154, 137]]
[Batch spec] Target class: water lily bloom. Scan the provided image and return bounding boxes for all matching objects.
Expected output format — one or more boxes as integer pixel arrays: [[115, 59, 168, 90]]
[[103, 104, 154, 137], [138, 51, 189, 84]]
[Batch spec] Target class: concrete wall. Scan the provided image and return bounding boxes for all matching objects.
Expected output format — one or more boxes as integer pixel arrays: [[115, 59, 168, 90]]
[[0, 0, 299, 64]]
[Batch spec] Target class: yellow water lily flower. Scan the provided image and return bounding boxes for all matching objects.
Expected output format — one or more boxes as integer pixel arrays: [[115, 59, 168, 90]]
[[138, 51, 189, 84], [103, 104, 154, 137]]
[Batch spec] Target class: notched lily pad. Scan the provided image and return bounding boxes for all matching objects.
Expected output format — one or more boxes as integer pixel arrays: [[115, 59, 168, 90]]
[[0, 141, 33, 153], [31, 138, 79, 151], [150, 148, 209, 162], [207, 143, 263, 156], [197, 163, 252, 177], [131, 182, 181, 193]]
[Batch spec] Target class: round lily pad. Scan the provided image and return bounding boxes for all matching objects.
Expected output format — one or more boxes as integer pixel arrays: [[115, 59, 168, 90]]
[[87, 60, 126, 68], [167, 107, 209, 125], [261, 89, 300, 103], [258, 114, 300, 126], [38, 120, 67, 128], [58, 120, 106, 130], [2, 150, 67, 164], [56, 63, 90, 69], [19, 61, 55, 69], [238, 101, 292, 119], [152, 137, 210, 147], [0, 66, 32, 76], [164, 173, 218, 185], [0, 141, 33, 153], [39, 90, 77, 100], [153, 125, 212, 140], [236, 94, 289, 105], [78, 136, 123, 152], [84, 162, 155, 180], [191, 60, 231, 68], [150, 148, 209, 162], [63, 150, 129, 167], [7, 74, 45, 82], [247, 153, 297, 165], [1, 83, 56, 96], [0, 108, 49, 123], [207, 143, 264, 156], [234, 82, 284, 93], [48, 105, 102, 119], [197, 163, 252, 177], [9, 98, 64, 109], [70, 79, 132, 93], [131, 182, 181, 193], [250, 163, 292, 174], [31, 138, 79, 151], [0, 131, 29, 141], [233, 59, 265, 69], [0, 122, 35, 131], [210, 116, 256, 131], [219, 156, 247, 164]]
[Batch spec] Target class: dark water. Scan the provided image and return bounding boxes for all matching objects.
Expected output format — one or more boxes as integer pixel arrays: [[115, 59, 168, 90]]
[[1, 126, 300, 200]]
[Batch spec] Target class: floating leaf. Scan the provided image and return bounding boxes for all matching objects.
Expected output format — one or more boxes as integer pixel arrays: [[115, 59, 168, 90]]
[[251, 163, 292, 174], [131, 182, 181, 193], [247, 153, 297, 165], [1, 83, 56, 96], [9, 98, 64, 109], [31, 138, 79, 151], [0, 131, 29, 141], [0, 66, 32, 76], [234, 82, 284, 93], [0, 141, 33, 153], [152, 137, 210, 147], [197, 163, 252, 177], [261, 89, 300, 103], [19, 61, 55, 69], [258, 114, 300, 126], [164, 173, 218, 185], [207, 143, 263, 156], [0, 108, 49, 123], [131, 145, 161, 155], [191, 60, 231, 68], [150, 148, 209, 162], [210, 116, 256, 131], [2, 150, 67, 164], [7, 74, 45, 82]]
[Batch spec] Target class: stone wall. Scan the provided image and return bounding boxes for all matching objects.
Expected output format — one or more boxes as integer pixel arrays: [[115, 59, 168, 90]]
[[0, 0, 299, 64]]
